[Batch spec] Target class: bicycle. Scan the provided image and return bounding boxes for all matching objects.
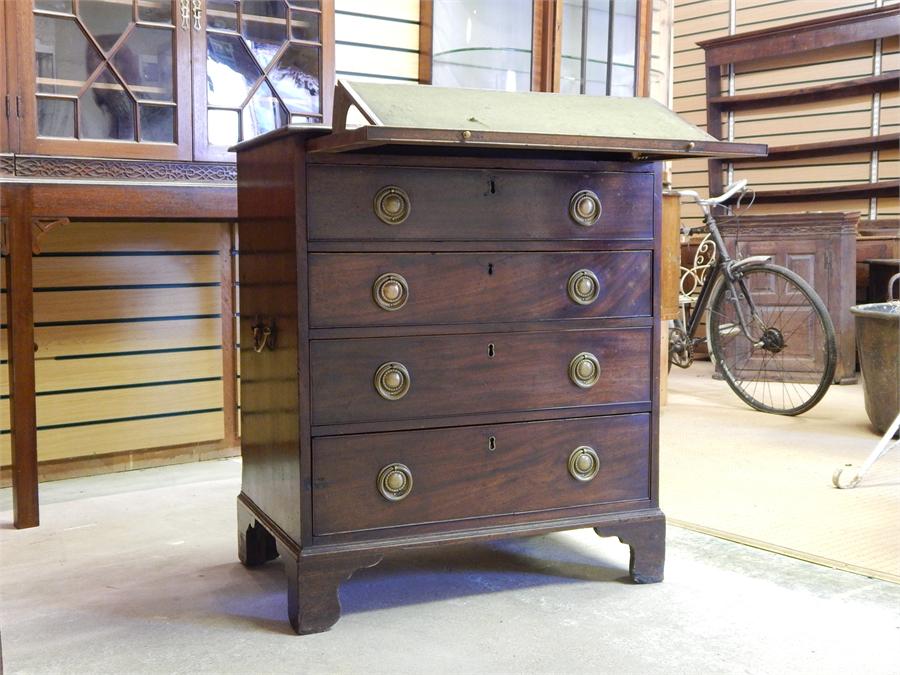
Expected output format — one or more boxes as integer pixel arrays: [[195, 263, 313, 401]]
[[668, 179, 837, 415]]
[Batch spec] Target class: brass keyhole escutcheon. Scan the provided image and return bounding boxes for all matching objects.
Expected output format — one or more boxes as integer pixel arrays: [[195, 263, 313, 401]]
[[567, 269, 600, 305], [377, 463, 413, 501], [569, 190, 602, 227], [374, 186, 411, 225], [374, 362, 411, 400], [488, 436, 496, 451], [488, 343, 495, 358], [568, 446, 600, 481], [569, 352, 601, 388], [373, 272, 409, 311]]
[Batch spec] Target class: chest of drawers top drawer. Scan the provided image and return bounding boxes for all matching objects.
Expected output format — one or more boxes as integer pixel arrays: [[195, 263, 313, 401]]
[[306, 164, 654, 241], [308, 251, 652, 328]]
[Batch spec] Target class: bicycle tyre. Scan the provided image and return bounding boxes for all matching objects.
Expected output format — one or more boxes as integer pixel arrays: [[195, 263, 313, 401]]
[[707, 262, 836, 415]]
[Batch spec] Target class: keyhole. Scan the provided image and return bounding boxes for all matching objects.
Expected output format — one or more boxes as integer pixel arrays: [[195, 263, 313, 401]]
[[488, 436, 496, 451], [488, 263, 494, 275], [488, 343, 495, 358], [489, 179, 496, 194]]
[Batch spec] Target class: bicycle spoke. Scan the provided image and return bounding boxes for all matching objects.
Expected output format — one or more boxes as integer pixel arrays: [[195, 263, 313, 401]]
[[708, 265, 835, 415]]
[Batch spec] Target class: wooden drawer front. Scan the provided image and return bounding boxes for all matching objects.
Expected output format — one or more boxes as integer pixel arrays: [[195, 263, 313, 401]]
[[309, 251, 652, 328], [312, 414, 650, 535], [306, 165, 654, 241], [310, 328, 651, 426]]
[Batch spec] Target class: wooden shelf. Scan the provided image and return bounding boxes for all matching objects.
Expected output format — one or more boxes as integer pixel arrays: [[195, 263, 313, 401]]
[[733, 133, 900, 164], [699, 5, 900, 66], [709, 72, 900, 111], [730, 180, 900, 203]]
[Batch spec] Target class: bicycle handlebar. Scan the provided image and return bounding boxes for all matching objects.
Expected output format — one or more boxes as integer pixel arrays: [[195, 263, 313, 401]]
[[672, 179, 749, 218]]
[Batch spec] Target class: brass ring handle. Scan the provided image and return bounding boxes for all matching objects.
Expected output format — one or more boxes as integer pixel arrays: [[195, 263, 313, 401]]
[[569, 190, 602, 227], [374, 362, 411, 400], [377, 463, 413, 501], [568, 446, 600, 481], [569, 352, 601, 388], [373, 273, 409, 311], [567, 269, 600, 305], [374, 186, 411, 225], [251, 318, 276, 353]]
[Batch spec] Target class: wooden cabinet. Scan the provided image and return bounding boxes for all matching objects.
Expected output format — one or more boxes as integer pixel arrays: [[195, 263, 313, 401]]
[[4, 0, 334, 161], [232, 82, 762, 634], [720, 212, 859, 385]]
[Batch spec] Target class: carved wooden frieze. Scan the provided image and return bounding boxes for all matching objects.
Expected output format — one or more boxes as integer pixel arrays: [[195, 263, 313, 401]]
[[0, 155, 14, 176], [13, 156, 236, 183]]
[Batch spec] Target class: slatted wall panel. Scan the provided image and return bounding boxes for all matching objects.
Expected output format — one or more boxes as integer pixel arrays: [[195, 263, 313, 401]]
[[672, 0, 730, 228], [334, 0, 420, 83], [0, 223, 228, 466], [671, 0, 899, 227]]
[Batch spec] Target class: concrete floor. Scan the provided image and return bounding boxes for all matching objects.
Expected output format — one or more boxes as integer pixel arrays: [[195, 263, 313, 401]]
[[2, 459, 899, 674]]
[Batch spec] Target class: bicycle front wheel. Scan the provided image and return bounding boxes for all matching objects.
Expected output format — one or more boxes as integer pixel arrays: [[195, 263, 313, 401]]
[[707, 262, 836, 415]]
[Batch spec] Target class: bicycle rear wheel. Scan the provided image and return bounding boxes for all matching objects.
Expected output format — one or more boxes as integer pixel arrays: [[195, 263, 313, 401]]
[[707, 262, 836, 415]]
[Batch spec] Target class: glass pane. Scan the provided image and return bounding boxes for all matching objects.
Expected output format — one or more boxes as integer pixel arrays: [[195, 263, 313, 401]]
[[80, 67, 135, 140], [560, 0, 584, 94], [208, 109, 240, 146], [35, 0, 73, 12], [242, 0, 287, 69], [290, 10, 319, 42], [270, 44, 320, 114], [611, 0, 637, 96], [207, 32, 264, 107], [206, 0, 239, 31], [610, 63, 634, 97], [78, 0, 133, 51], [291, 114, 319, 124], [112, 26, 174, 101], [35, 15, 103, 95], [288, 1, 319, 9], [613, 0, 637, 68], [37, 97, 75, 137], [242, 80, 288, 139], [139, 104, 174, 142], [138, 0, 173, 24], [432, 0, 532, 91], [584, 0, 611, 95]]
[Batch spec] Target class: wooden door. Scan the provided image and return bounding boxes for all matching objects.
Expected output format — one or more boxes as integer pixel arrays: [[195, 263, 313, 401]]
[[730, 238, 830, 381], [191, 0, 334, 161], [1, 0, 19, 153], [16, 0, 193, 160]]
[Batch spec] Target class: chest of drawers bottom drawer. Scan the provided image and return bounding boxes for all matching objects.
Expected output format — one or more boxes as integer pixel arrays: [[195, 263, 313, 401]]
[[311, 413, 650, 536]]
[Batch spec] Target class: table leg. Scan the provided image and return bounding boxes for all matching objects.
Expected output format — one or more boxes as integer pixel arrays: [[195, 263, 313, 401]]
[[5, 185, 38, 529]]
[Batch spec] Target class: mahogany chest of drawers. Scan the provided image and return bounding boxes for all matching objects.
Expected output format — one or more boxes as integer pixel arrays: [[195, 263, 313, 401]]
[[233, 82, 763, 634]]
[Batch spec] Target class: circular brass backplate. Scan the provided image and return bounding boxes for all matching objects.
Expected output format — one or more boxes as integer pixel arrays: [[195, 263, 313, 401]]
[[374, 186, 411, 225], [377, 463, 413, 501], [374, 362, 411, 400], [373, 272, 409, 311], [568, 446, 600, 481], [568, 190, 602, 227], [567, 269, 600, 305], [568, 352, 601, 388]]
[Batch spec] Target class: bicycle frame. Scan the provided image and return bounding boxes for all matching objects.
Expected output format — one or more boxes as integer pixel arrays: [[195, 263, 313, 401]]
[[680, 204, 771, 348]]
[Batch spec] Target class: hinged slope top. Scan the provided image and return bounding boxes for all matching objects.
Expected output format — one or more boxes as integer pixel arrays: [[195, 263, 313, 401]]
[[322, 81, 767, 159], [233, 80, 767, 160]]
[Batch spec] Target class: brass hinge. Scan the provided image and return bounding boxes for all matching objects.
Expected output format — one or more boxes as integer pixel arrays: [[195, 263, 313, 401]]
[[4, 96, 9, 119], [16, 96, 23, 118]]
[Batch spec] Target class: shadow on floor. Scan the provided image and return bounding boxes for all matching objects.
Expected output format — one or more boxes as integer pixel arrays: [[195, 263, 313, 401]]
[[210, 533, 632, 633]]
